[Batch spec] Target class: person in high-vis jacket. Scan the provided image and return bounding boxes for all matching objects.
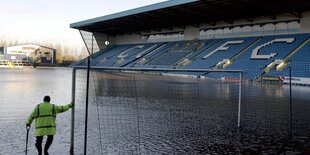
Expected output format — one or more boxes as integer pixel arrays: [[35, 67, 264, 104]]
[[26, 96, 72, 155]]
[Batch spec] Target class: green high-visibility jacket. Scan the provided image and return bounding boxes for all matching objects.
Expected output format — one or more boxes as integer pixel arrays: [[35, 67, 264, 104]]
[[26, 102, 72, 136]]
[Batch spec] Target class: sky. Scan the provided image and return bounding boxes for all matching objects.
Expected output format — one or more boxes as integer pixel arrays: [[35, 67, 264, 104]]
[[0, 0, 166, 49]]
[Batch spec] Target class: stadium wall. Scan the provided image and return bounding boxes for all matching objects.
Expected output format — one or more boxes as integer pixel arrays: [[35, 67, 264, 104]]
[[93, 32, 111, 50], [115, 34, 141, 44], [200, 14, 299, 31], [184, 26, 200, 40], [301, 11, 310, 33], [89, 12, 310, 53]]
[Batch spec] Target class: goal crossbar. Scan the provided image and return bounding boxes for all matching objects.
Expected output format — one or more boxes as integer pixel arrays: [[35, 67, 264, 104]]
[[70, 66, 243, 154], [73, 66, 243, 73]]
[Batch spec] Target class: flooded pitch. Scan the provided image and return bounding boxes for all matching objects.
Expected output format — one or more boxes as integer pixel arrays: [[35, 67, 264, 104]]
[[0, 68, 309, 154]]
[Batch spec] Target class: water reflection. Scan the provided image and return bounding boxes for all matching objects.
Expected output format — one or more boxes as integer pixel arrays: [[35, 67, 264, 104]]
[[0, 68, 309, 154], [72, 71, 310, 154], [0, 68, 72, 155]]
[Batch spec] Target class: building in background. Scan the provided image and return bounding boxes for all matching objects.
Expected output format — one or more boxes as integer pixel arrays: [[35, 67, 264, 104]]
[[0, 44, 56, 67], [0, 47, 4, 59]]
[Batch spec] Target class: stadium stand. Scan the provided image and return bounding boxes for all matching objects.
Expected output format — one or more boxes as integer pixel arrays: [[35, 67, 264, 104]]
[[185, 37, 258, 70], [70, 0, 310, 84], [289, 45, 310, 78], [266, 37, 310, 78], [69, 1, 310, 154], [226, 34, 310, 79], [76, 33, 310, 80]]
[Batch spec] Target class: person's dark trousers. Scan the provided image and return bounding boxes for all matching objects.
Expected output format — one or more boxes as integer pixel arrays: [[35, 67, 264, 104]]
[[35, 135, 54, 155]]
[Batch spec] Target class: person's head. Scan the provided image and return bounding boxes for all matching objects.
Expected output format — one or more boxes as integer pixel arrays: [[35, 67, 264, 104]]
[[43, 96, 51, 102]]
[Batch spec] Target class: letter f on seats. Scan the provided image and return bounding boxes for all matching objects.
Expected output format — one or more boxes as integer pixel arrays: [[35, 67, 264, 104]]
[[203, 40, 244, 59]]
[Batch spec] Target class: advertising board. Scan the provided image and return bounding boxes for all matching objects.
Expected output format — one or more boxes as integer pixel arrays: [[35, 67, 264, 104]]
[[6, 44, 40, 55], [280, 76, 310, 85]]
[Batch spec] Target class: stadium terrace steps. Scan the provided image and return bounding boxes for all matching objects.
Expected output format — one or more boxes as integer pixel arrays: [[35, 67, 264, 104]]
[[226, 34, 310, 79], [121, 43, 164, 67], [130, 43, 168, 67], [266, 37, 310, 78], [179, 39, 222, 66], [186, 37, 259, 70], [148, 40, 218, 67], [222, 38, 262, 69], [291, 42, 310, 76], [145, 42, 187, 65], [92, 45, 130, 66], [109, 45, 151, 67], [112, 44, 158, 67], [149, 51, 191, 66], [262, 37, 310, 74], [74, 33, 310, 79], [142, 42, 176, 64]]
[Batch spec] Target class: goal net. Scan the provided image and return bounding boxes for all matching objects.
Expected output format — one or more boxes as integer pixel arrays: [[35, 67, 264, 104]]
[[72, 68, 243, 154], [71, 67, 309, 154]]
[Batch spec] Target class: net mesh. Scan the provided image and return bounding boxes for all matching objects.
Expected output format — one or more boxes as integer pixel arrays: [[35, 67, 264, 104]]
[[72, 70, 310, 154]]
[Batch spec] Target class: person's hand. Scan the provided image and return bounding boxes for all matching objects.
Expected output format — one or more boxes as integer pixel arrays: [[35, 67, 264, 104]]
[[26, 124, 30, 129]]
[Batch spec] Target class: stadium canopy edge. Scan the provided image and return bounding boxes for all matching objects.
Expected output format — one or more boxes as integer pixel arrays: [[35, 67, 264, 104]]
[[70, 0, 199, 29]]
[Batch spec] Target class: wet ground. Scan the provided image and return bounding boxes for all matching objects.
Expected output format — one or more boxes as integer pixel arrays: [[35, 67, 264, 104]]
[[0, 68, 309, 154]]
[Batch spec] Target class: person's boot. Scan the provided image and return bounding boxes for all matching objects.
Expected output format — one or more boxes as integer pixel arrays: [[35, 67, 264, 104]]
[[35, 137, 43, 155], [44, 135, 53, 155], [44, 150, 49, 155], [35, 142, 42, 155]]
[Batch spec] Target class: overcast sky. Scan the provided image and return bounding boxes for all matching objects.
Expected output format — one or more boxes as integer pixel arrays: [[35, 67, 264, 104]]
[[0, 0, 166, 48]]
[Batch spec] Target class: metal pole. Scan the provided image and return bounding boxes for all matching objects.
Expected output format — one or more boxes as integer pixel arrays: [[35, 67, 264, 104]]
[[289, 66, 292, 139], [70, 68, 76, 154], [238, 72, 242, 128], [73, 66, 243, 73], [84, 33, 93, 155], [84, 56, 90, 155], [25, 126, 30, 155], [133, 78, 141, 154]]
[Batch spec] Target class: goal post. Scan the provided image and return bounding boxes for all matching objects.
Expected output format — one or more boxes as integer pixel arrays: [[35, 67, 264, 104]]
[[70, 66, 243, 154]]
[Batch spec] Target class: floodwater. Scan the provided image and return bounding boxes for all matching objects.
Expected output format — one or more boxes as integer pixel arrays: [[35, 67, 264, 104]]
[[0, 68, 73, 155], [0, 68, 309, 154]]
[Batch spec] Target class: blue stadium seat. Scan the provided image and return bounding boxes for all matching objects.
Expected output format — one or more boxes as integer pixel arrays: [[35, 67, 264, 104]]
[[227, 34, 310, 79], [266, 38, 310, 78], [74, 33, 310, 80], [184, 37, 258, 69]]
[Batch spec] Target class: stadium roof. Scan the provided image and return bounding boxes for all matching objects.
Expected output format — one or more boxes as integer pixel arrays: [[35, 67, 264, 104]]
[[0, 43, 55, 50], [70, 0, 310, 35]]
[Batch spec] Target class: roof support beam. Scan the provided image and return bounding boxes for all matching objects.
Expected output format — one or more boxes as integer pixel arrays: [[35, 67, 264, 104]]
[[206, 21, 216, 26], [165, 27, 174, 31], [246, 18, 254, 22], [200, 3, 236, 25], [192, 24, 200, 28], [144, 13, 186, 30], [290, 11, 302, 18], [224, 20, 234, 24], [237, 0, 280, 20], [133, 31, 142, 35], [143, 30, 151, 33], [266, 15, 277, 20], [72, 0, 310, 35], [154, 28, 162, 32]]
